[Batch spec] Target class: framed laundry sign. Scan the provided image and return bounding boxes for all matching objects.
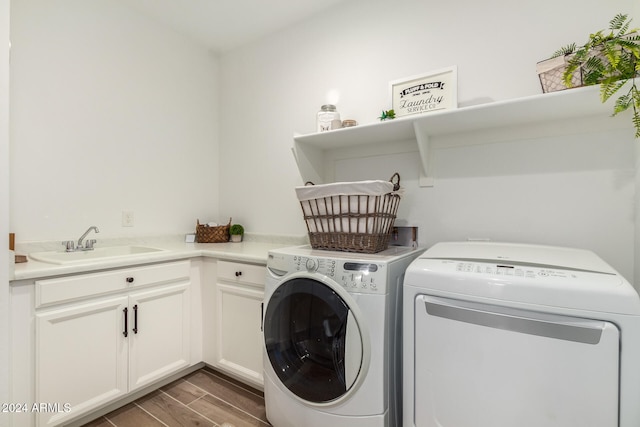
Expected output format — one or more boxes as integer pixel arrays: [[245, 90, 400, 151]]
[[389, 66, 458, 117]]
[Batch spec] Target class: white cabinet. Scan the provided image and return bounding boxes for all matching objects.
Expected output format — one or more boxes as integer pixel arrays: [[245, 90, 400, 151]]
[[128, 283, 190, 391], [292, 84, 630, 187], [36, 296, 128, 427], [213, 260, 265, 388], [30, 261, 191, 427]]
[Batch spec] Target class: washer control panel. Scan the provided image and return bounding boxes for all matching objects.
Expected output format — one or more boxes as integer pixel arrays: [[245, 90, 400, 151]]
[[292, 255, 387, 294]]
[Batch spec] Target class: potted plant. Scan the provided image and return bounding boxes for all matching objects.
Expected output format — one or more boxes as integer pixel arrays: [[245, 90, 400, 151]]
[[229, 224, 244, 242], [378, 109, 396, 121], [549, 13, 640, 137]]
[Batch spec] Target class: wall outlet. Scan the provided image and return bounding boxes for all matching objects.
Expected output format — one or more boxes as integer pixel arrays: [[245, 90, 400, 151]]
[[122, 211, 134, 227]]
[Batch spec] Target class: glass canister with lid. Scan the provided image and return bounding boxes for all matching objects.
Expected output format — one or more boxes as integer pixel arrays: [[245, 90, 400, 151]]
[[317, 104, 341, 132]]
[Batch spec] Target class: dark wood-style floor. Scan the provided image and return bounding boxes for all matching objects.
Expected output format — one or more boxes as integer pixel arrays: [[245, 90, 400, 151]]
[[82, 367, 271, 427]]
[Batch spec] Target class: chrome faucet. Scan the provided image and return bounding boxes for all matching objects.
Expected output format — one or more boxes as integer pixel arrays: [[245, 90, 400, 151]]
[[76, 226, 99, 250]]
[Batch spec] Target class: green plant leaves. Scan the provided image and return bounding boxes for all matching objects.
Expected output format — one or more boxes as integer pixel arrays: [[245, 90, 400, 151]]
[[378, 109, 396, 121], [554, 13, 640, 137], [551, 43, 576, 58], [633, 113, 640, 138], [610, 87, 631, 109], [611, 13, 630, 32]]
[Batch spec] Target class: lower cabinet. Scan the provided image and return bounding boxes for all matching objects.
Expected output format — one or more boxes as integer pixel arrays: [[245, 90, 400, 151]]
[[214, 260, 266, 388], [32, 261, 191, 427], [36, 296, 129, 427], [10, 255, 271, 426], [128, 284, 191, 391]]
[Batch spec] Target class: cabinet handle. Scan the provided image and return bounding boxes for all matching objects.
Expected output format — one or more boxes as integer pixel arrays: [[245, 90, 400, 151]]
[[126, 277, 134, 283], [133, 304, 138, 334], [123, 307, 128, 337], [235, 271, 242, 277]]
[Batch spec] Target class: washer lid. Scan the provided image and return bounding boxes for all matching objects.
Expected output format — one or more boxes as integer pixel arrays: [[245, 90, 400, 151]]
[[406, 242, 640, 315]]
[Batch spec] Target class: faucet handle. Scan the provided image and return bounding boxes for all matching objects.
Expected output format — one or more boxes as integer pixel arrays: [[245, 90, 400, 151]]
[[85, 239, 97, 250], [62, 241, 75, 252]]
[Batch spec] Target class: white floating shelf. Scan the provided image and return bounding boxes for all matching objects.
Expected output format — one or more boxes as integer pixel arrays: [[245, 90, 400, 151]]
[[293, 84, 625, 187]]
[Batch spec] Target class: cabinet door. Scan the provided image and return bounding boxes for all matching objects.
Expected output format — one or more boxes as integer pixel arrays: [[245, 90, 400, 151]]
[[128, 283, 190, 391], [215, 282, 264, 386], [35, 296, 128, 427]]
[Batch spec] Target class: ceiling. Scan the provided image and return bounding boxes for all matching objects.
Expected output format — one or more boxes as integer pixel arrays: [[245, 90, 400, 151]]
[[125, 0, 348, 54]]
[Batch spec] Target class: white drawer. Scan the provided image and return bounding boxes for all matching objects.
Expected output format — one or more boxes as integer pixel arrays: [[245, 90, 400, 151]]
[[217, 260, 266, 287], [35, 261, 191, 307]]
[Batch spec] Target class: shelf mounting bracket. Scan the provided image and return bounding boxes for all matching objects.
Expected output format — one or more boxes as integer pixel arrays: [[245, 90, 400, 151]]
[[413, 121, 434, 187]]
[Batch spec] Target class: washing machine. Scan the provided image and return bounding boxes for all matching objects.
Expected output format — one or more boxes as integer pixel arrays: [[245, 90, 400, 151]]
[[403, 241, 640, 427], [263, 245, 424, 427]]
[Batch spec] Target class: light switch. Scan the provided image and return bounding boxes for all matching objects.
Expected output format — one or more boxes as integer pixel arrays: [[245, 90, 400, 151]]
[[122, 211, 134, 227]]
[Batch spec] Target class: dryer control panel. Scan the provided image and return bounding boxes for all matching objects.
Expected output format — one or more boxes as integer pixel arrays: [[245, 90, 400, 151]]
[[452, 260, 574, 280], [291, 255, 388, 294], [404, 256, 636, 315]]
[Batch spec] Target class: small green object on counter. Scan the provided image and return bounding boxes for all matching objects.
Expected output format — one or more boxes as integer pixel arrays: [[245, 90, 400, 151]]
[[230, 224, 244, 235], [230, 224, 244, 242]]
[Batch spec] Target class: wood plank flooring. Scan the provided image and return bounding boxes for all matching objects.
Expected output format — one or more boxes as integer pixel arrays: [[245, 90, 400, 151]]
[[82, 367, 271, 427]]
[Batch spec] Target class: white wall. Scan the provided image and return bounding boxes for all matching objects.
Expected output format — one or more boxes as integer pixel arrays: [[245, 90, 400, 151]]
[[10, 0, 219, 242], [218, 0, 638, 282], [0, 0, 9, 423], [8, 0, 639, 282], [635, 0, 640, 287]]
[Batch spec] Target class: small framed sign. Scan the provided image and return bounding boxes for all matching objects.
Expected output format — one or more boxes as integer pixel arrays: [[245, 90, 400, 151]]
[[390, 66, 458, 117]]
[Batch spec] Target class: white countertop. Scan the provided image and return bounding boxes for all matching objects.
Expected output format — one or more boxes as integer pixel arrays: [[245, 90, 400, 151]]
[[11, 234, 305, 281]]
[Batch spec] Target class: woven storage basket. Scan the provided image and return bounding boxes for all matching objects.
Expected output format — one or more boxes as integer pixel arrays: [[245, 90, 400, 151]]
[[296, 173, 402, 254], [196, 218, 231, 243]]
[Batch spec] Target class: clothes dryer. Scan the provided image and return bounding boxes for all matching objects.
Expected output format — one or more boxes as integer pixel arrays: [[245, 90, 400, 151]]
[[403, 241, 640, 427], [263, 245, 423, 427]]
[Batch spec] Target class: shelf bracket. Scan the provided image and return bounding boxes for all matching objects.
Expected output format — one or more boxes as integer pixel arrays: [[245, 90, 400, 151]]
[[292, 141, 324, 184], [413, 121, 434, 187]]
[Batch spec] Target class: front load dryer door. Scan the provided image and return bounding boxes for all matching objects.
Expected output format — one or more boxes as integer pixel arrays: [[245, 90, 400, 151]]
[[264, 277, 363, 404]]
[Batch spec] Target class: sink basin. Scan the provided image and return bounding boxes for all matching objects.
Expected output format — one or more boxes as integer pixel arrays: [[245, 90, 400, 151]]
[[29, 245, 166, 265]]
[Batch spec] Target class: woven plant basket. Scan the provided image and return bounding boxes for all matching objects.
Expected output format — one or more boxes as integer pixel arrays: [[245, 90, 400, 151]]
[[196, 218, 231, 243], [536, 33, 635, 93]]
